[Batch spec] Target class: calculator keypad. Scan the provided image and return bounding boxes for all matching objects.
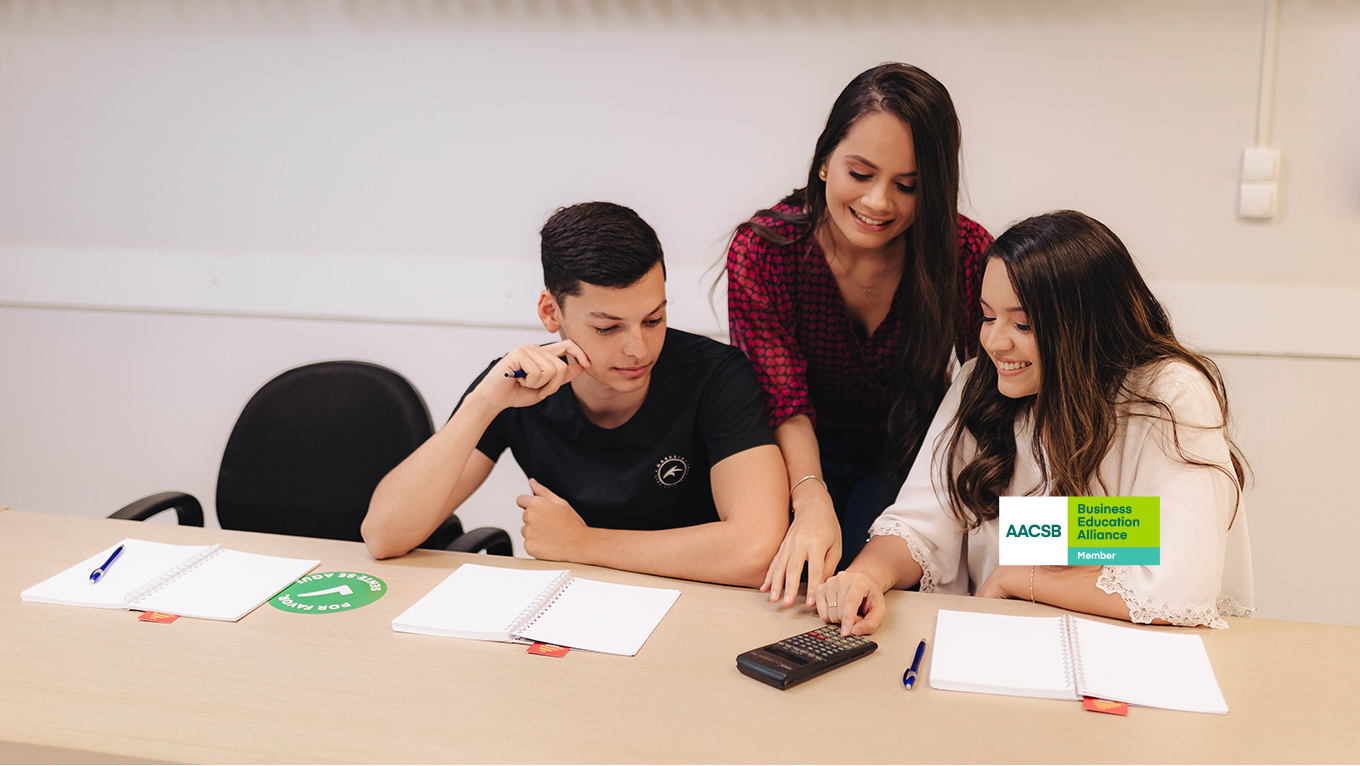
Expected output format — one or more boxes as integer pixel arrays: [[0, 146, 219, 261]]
[[784, 627, 872, 661], [736, 623, 879, 689]]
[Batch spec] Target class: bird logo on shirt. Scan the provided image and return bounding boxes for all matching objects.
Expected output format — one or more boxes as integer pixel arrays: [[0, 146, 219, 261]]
[[655, 456, 689, 488]]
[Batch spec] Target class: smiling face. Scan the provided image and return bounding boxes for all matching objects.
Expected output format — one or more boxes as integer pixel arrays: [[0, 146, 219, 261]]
[[539, 262, 668, 402], [818, 110, 919, 257], [979, 258, 1041, 398]]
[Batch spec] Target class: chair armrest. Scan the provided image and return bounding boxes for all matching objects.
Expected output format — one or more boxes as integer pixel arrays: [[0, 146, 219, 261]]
[[445, 527, 513, 556], [418, 514, 467, 551], [109, 491, 206, 527]]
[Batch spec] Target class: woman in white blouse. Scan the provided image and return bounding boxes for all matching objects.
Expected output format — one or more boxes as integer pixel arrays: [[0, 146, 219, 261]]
[[816, 210, 1254, 632]]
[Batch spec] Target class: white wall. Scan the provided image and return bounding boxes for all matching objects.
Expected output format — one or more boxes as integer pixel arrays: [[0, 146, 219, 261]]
[[2, 0, 1357, 625]]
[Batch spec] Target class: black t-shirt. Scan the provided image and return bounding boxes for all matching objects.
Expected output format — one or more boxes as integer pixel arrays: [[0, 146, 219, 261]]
[[456, 328, 776, 531]]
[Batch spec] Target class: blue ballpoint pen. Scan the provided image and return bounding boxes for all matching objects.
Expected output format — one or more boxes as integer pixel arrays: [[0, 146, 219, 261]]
[[89, 544, 125, 583], [504, 369, 528, 378], [903, 639, 926, 689]]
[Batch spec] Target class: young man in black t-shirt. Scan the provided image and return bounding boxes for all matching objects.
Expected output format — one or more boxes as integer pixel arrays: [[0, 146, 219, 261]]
[[362, 202, 788, 587]]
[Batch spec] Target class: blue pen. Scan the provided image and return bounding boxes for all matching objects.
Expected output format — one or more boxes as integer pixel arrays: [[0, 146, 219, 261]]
[[89, 544, 125, 584], [503, 369, 528, 378], [903, 639, 926, 689]]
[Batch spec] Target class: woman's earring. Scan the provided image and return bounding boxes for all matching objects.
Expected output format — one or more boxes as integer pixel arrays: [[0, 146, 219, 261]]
[[818, 169, 827, 181]]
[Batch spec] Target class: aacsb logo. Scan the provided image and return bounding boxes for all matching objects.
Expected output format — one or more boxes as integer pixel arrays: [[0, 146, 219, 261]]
[[1000, 496, 1161, 565], [999, 497, 1069, 565]]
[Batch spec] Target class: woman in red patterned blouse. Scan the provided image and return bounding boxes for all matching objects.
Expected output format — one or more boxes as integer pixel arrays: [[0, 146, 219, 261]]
[[725, 63, 992, 607]]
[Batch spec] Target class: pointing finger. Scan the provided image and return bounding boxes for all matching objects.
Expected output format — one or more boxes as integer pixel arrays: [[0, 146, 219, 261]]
[[528, 478, 562, 501]]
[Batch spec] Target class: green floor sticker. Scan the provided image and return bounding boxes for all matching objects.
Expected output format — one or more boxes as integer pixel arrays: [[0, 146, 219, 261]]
[[270, 572, 386, 613]]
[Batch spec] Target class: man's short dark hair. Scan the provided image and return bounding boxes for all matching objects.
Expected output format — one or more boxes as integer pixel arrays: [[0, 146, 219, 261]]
[[540, 202, 666, 300]]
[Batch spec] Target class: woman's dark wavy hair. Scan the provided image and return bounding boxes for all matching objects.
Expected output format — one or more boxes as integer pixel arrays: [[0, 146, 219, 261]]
[[731, 62, 964, 475], [943, 210, 1248, 529]]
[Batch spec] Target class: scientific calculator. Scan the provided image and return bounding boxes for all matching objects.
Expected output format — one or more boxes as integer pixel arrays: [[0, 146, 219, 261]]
[[736, 623, 878, 689]]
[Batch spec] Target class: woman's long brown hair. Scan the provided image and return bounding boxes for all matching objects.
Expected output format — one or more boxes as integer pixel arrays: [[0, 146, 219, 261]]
[[943, 211, 1247, 529]]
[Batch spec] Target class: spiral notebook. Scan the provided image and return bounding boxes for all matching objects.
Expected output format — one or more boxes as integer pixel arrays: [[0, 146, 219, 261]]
[[391, 563, 681, 656], [929, 609, 1228, 714], [20, 538, 319, 622]]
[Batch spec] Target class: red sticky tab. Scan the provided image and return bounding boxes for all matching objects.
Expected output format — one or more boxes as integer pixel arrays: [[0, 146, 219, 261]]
[[1082, 697, 1129, 716], [138, 611, 180, 624], [527, 642, 569, 658]]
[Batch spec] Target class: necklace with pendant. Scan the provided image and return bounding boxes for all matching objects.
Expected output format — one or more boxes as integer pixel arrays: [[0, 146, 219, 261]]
[[827, 249, 891, 297], [860, 264, 888, 296]]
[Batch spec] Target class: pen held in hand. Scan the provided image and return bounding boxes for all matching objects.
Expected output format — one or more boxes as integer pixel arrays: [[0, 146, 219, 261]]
[[504, 369, 528, 378], [89, 544, 125, 584], [903, 639, 926, 689]]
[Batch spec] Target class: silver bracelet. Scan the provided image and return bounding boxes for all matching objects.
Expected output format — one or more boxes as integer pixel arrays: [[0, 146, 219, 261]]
[[789, 474, 828, 499], [1029, 565, 1037, 603]]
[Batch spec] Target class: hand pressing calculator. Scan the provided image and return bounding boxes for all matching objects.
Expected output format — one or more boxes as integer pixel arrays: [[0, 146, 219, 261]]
[[736, 624, 878, 689]]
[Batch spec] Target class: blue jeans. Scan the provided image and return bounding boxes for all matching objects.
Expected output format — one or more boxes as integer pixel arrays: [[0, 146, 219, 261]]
[[817, 426, 903, 572]]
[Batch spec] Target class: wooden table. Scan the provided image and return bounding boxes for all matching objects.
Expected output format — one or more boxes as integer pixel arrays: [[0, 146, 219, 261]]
[[2, 509, 1357, 764]]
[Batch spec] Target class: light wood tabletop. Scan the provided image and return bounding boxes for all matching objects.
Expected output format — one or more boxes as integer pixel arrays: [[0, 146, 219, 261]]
[[2, 509, 1357, 764]]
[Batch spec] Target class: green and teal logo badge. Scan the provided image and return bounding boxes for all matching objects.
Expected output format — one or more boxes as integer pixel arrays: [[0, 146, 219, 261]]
[[999, 497, 1160, 566], [269, 572, 386, 613]]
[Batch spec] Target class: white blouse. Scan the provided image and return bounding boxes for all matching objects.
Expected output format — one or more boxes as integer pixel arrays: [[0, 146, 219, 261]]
[[870, 358, 1255, 628]]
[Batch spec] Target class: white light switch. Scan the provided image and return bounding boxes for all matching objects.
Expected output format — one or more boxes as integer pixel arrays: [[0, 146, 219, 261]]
[[1242, 148, 1279, 183], [1239, 183, 1276, 219]]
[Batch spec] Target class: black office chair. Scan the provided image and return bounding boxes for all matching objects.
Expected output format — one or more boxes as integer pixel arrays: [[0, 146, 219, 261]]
[[110, 360, 512, 555]]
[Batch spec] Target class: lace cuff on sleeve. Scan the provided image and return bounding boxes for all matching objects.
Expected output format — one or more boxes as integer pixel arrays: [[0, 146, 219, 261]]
[[869, 517, 943, 593], [1097, 566, 1256, 630]]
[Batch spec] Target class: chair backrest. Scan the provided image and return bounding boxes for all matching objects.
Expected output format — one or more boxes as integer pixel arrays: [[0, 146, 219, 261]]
[[216, 361, 434, 542]]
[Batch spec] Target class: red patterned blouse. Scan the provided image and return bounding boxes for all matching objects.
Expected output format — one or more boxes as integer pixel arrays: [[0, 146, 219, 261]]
[[726, 202, 992, 432]]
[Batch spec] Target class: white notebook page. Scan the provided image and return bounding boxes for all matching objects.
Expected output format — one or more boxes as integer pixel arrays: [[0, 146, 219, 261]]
[[392, 565, 566, 641], [516, 578, 680, 656], [21, 539, 211, 610], [1072, 618, 1228, 714], [21, 538, 318, 621], [136, 548, 320, 621], [929, 610, 1077, 700]]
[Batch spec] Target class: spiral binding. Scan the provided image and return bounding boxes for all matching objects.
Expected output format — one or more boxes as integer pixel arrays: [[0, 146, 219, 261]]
[[1057, 617, 1073, 687], [506, 570, 572, 638], [1058, 614, 1088, 692], [123, 543, 224, 607]]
